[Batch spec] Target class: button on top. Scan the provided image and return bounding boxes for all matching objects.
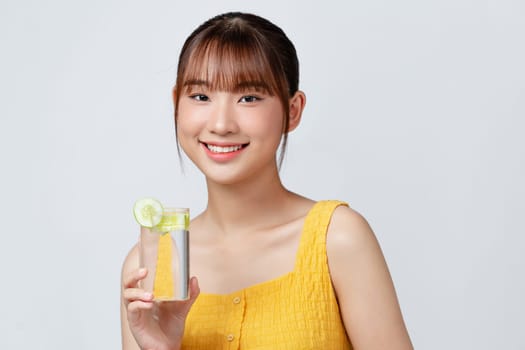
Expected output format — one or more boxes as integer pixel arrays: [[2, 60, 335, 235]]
[[233, 296, 241, 304], [226, 334, 234, 342]]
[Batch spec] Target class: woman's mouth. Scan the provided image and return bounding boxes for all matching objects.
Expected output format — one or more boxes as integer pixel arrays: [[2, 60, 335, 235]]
[[205, 144, 246, 153], [200, 142, 249, 162]]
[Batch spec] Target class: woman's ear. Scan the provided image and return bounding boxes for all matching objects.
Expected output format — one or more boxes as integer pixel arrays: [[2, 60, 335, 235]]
[[287, 91, 306, 132]]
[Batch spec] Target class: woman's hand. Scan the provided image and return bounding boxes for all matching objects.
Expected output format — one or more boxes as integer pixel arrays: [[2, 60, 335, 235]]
[[121, 262, 200, 350]]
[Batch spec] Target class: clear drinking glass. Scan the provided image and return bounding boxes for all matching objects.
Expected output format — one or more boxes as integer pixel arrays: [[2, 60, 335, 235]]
[[139, 208, 189, 301]]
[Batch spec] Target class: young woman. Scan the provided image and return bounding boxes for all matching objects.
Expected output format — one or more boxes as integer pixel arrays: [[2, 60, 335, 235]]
[[121, 12, 413, 350]]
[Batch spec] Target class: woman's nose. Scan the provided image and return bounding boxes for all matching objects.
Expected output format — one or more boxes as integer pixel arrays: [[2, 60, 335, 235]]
[[207, 99, 239, 135]]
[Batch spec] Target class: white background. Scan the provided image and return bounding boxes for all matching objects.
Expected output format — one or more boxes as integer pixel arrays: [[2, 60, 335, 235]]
[[1, 0, 523, 349]]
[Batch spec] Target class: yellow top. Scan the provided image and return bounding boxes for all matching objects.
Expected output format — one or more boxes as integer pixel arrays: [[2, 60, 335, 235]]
[[182, 200, 352, 349]]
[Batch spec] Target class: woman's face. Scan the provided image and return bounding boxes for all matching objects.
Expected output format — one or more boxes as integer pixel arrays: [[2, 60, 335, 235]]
[[176, 82, 285, 185]]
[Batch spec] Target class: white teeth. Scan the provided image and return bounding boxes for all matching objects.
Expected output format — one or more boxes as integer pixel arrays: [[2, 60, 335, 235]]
[[206, 144, 243, 153]]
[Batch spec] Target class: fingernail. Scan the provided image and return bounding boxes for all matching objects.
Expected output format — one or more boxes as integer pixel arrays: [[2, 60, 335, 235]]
[[144, 292, 153, 300]]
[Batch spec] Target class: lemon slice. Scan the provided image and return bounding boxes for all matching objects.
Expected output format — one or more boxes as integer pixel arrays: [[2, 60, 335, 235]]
[[133, 198, 163, 228]]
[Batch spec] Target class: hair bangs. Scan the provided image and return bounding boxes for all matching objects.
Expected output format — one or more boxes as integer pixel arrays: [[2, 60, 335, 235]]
[[180, 35, 282, 96]]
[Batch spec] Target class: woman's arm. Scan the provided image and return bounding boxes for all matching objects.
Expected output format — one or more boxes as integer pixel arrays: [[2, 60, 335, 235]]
[[121, 245, 142, 350], [327, 206, 414, 350]]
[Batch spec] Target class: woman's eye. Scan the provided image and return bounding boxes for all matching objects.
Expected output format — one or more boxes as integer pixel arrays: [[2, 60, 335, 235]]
[[239, 95, 260, 103], [190, 94, 209, 102]]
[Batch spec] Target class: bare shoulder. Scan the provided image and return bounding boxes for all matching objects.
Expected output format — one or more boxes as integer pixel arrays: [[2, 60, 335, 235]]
[[327, 205, 378, 255], [326, 204, 387, 288]]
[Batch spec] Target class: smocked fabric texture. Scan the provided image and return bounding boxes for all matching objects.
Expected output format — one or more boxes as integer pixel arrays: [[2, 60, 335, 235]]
[[182, 200, 353, 349]]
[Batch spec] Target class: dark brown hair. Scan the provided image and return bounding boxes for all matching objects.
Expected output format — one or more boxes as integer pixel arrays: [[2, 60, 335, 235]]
[[173, 12, 300, 167]]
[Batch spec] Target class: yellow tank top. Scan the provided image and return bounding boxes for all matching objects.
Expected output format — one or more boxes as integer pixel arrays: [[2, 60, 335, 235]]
[[182, 200, 352, 349]]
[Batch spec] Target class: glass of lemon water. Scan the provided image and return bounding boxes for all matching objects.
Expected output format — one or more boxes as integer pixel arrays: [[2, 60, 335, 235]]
[[134, 198, 190, 301]]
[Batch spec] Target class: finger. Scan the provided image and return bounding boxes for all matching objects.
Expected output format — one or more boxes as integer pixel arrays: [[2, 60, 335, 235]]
[[123, 288, 154, 304], [188, 276, 200, 302], [123, 268, 148, 289], [127, 300, 154, 315]]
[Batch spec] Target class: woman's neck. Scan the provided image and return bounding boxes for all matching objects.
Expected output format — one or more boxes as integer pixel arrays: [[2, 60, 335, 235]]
[[202, 167, 296, 236]]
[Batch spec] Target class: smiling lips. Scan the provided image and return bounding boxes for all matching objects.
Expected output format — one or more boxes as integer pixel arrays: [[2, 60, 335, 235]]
[[206, 144, 244, 153], [201, 142, 248, 162]]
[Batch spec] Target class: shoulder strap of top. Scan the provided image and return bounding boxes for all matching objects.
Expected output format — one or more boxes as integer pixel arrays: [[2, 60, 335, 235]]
[[294, 200, 349, 273]]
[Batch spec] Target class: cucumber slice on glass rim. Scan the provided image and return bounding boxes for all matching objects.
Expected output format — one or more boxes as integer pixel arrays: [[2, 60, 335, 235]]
[[133, 198, 163, 228]]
